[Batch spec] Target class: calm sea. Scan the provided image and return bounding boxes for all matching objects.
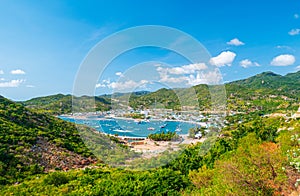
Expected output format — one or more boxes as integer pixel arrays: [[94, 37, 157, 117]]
[[60, 116, 198, 138]]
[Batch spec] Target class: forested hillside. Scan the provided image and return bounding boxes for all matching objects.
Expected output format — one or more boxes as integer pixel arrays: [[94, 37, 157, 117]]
[[1, 71, 300, 195], [1, 95, 300, 195], [22, 71, 300, 114], [23, 94, 111, 114]]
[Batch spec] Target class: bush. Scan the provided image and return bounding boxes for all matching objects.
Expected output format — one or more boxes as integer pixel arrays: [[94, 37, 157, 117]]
[[43, 172, 70, 186]]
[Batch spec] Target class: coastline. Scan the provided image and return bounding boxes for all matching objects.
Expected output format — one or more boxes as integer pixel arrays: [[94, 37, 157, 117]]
[[59, 114, 206, 157], [61, 114, 204, 127]]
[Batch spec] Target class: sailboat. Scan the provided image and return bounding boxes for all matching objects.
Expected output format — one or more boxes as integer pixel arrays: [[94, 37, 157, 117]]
[[147, 127, 155, 131]]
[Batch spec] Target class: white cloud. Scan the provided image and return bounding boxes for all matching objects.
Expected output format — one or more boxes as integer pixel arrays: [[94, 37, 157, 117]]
[[288, 29, 300, 36], [239, 59, 260, 68], [226, 38, 245, 46], [26, 85, 35, 88], [156, 62, 223, 86], [95, 83, 106, 88], [11, 69, 26, 75], [187, 70, 222, 85], [294, 14, 299, 19], [296, 65, 300, 71], [108, 80, 149, 91], [159, 75, 188, 83], [0, 70, 4, 74], [95, 79, 111, 88], [271, 54, 295, 66], [0, 78, 4, 81], [209, 51, 236, 67], [159, 70, 222, 86], [115, 72, 124, 77], [0, 79, 24, 87], [158, 63, 207, 75], [276, 45, 293, 50]]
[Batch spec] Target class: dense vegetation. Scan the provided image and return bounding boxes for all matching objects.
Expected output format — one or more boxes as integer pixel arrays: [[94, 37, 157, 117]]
[[22, 71, 300, 114], [23, 94, 111, 114], [1, 110, 299, 195], [128, 71, 300, 112], [1, 71, 300, 195], [148, 131, 180, 141], [0, 96, 138, 185]]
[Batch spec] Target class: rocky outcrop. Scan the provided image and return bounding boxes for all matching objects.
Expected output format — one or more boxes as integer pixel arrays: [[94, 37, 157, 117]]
[[28, 137, 97, 171]]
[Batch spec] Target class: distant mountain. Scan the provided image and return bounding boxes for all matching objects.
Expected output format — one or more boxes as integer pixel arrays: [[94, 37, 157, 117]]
[[23, 94, 111, 114], [128, 71, 300, 112], [22, 71, 300, 114], [111, 90, 151, 97], [230, 71, 300, 95]]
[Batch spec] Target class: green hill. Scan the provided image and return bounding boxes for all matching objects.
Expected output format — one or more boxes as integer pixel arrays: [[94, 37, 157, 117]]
[[128, 71, 300, 112], [0, 96, 139, 185], [0, 95, 99, 184], [23, 94, 111, 114], [20, 71, 300, 115], [230, 71, 300, 96], [1, 89, 299, 194]]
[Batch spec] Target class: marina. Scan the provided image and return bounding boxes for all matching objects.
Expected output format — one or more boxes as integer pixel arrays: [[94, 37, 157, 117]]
[[59, 115, 199, 138]]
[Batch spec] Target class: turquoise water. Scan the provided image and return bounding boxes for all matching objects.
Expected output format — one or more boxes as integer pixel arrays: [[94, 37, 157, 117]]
[[60, 116, 198, 138]]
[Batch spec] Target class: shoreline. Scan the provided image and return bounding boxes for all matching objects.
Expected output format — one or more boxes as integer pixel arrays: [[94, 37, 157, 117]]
[[59, 114, 206, 157], [60, 114, 204, 126]]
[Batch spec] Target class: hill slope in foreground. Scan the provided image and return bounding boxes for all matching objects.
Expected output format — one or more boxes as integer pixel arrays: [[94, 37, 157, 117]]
[[1, 97, 300, 194], [0, 95, 99, 184], [1, 71, 300, 195]]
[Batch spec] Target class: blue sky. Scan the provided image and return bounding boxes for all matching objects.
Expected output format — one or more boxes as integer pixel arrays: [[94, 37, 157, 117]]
[[0, 0, 300, 100]]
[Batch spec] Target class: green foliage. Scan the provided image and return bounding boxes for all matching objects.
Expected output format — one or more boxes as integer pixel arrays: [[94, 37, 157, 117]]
[[2, 70, 300, 194], [22, 94, 111, 115], [20, 71, 300, 115], [43, 172, 70, 186], [148, 131, 180, 141], [1, 168, 188, 195], [0, 111, 299, 195], [0, 96, 95, 185], [188, 127, 206, 138], [189, 134, 288, 195]]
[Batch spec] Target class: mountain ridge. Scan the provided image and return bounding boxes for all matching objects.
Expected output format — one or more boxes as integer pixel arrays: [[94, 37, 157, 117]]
[[20, 70, 300, 113]]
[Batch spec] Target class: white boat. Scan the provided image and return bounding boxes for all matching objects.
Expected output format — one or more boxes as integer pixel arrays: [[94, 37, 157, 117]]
[[160, 123, 167, 128]]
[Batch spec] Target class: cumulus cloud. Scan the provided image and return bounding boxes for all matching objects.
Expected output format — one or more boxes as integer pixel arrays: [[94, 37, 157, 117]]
[[159, 75, 188, 83], [157, 63, 207, 75], [226, 38, 245, 46], [0, 79, 25, 87], [271, 54, 295, 66], [239, 59, 260, 68], [0, 78, 4, 81], [95, 83, 106, 88], [187, 70, 222, 85], [169, 63, 207, 74], [159, 71, 222, 86], [209, 51, 236, 67], [108, 80, 149, 91], [95, 79, 112, 88], [115, 72, 124, 77], [0, 70, 4, 74], [288, 29, 300, 36], [11, 69, 26, 75], [296, 65, 300, 71]]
